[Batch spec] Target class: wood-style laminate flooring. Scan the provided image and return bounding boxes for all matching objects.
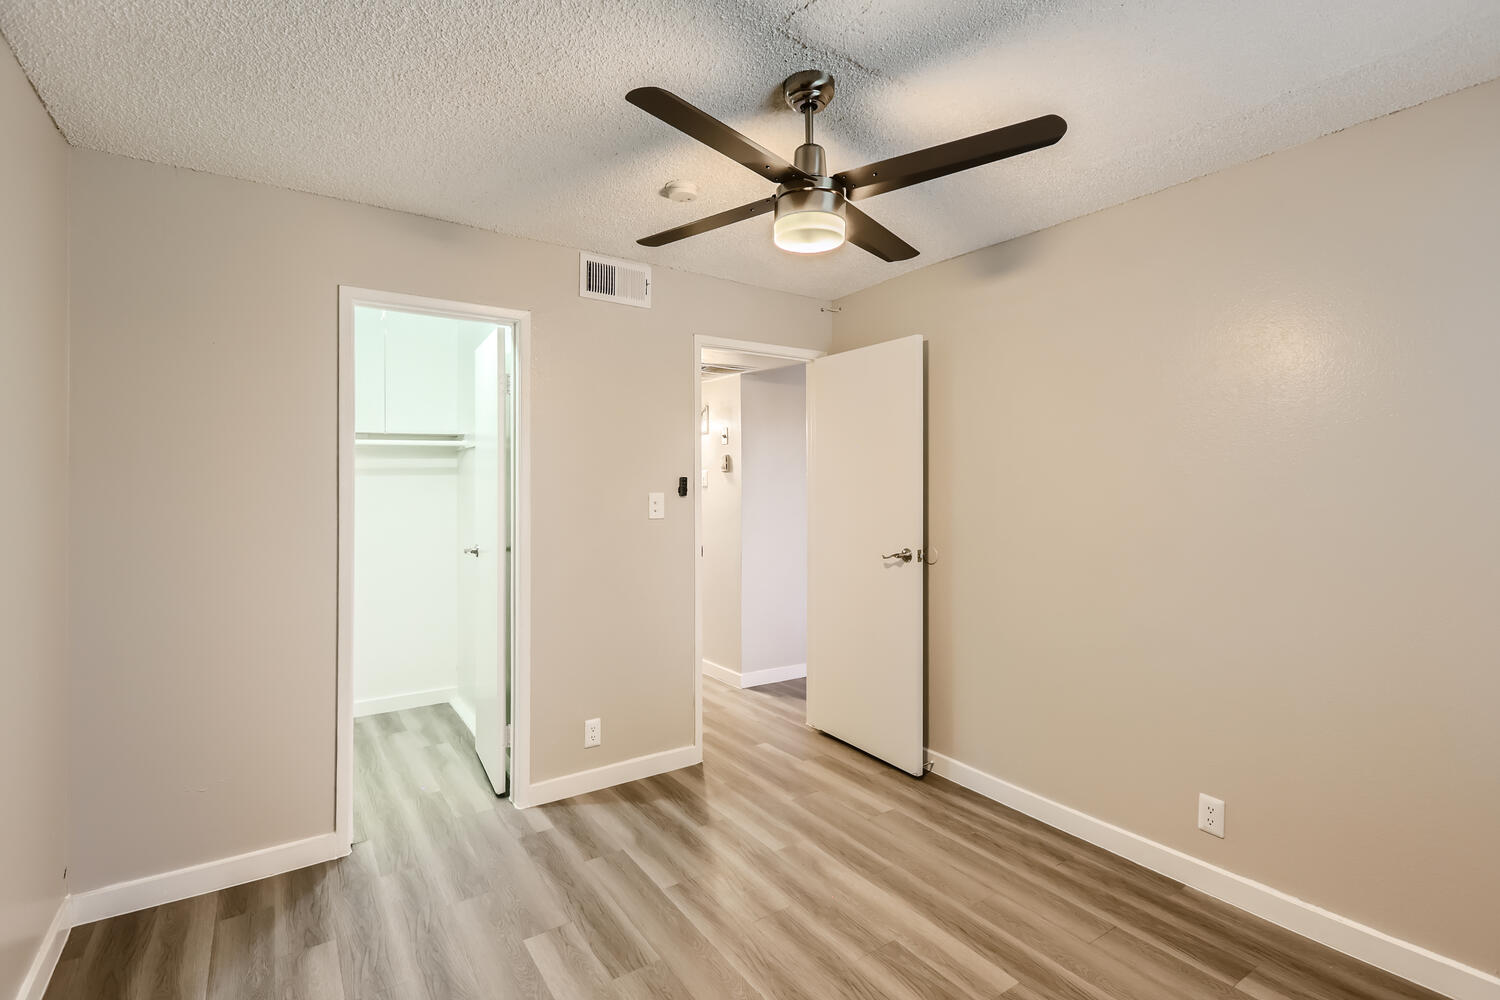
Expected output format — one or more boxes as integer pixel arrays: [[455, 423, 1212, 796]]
[[46, 678, 1444, 1000]]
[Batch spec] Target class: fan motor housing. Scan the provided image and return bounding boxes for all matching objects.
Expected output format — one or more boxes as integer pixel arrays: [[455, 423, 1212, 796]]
[[775, 186, 844, 218], [793, 142, 827, 176]]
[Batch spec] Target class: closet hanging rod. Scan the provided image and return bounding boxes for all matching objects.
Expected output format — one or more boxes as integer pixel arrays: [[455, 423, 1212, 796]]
[[354, 432, 473, 449]]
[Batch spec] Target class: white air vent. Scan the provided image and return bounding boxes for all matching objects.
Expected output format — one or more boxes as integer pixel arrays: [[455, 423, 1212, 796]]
[[580, 252, 652, 308]]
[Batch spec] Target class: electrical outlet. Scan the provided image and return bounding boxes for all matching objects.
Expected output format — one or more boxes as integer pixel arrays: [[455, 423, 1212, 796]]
[[1198, 793, 1225, 838], [584, 718, 602, 748]]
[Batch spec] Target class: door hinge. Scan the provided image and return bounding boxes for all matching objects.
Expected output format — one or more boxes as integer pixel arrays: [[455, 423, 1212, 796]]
[[504, 723, 513, 748]]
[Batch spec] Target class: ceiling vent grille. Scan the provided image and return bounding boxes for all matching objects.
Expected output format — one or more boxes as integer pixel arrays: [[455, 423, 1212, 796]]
[[580, 252, 652, 308]]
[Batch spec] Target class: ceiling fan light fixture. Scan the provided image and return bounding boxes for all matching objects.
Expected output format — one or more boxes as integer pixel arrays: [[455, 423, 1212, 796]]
[[772, 188, 847, 254]]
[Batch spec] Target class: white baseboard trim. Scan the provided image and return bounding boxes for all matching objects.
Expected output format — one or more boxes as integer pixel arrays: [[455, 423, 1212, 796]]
[[67, 832, 347, 927], [701, 659, 740, 688], [354, 686, 458, 718], [741, 662, 806, 687], [702, 659, 807, 689], [924, 750, 1500, 1000], [449, 693, 477, 737], [15, 897, 70, 1000], [523, 744, 701, 807]]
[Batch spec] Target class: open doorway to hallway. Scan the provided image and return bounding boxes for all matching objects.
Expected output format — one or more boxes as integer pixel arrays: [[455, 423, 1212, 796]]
[[694, 333, 928, 780], [695, 339, 821, 774], [699, 349, 810, 692]]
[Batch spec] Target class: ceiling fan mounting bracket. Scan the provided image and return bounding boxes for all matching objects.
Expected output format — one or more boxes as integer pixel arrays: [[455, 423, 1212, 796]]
[[782, 69, 836, 114]]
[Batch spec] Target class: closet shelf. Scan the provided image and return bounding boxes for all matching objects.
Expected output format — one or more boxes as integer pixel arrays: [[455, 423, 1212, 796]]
[[354, 433, 473, 450]]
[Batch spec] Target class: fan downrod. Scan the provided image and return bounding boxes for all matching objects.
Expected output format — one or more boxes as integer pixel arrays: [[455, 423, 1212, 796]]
[[783, 70, 836, 177]]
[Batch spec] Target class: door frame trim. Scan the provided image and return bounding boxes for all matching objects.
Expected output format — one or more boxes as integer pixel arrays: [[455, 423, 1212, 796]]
[[337, 286, 535, 847], [692, 335, 824, 753]]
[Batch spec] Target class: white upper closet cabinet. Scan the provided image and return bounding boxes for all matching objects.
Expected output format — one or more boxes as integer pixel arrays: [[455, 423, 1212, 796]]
[[383, 311, 461, 434], [354, 308, 501, 436]]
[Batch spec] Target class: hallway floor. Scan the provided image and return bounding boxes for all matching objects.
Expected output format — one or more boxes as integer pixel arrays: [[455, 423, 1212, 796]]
[[46, 679, 1441, 999]]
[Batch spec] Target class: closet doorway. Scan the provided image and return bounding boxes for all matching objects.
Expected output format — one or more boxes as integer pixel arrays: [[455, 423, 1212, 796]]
[[336, 288, 532, 850]]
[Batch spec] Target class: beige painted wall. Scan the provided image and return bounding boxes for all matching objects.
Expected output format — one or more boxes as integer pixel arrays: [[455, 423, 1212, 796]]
[[832, 79, 1500, 972], [700, 375, 742, 674], [67, 149, 830, 891], [0, 33, 69, 995]]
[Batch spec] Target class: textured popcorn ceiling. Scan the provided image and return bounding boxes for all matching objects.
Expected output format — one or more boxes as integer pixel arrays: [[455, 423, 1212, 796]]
[[3, 0, 1498, 299]]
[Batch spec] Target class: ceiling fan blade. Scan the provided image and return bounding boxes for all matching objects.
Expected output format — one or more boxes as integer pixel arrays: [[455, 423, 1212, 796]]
[[843, 202, 919, 262], [638, 197, 777, 247], [835, 114, 1067, 201], [627, 87, 807, 185]]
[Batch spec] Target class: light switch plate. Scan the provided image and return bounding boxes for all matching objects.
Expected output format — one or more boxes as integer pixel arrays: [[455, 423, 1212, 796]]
[[648, 492, 665, 519], [700, 470, 709, 488]]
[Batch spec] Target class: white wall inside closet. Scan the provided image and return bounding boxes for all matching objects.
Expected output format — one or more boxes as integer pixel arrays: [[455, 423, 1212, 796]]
[[353, 307, 500, 721], [699, 366, 808, 688]]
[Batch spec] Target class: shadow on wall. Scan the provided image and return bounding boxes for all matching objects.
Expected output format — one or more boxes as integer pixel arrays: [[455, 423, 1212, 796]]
[[948, 224, 1049, 283]]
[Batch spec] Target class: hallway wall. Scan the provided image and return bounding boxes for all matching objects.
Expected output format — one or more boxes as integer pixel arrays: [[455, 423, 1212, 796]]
[[739, 366, 807, 676], [700, 375, 742, 676]]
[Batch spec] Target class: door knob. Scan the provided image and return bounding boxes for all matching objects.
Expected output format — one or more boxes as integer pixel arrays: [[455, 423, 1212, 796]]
[[882, 547, 913, 562], [463, 546, 480, 557]]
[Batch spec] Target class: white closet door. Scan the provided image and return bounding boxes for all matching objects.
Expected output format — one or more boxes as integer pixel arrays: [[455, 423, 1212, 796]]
[[471, 331, 507, 794], [806, 335, 925, 776]]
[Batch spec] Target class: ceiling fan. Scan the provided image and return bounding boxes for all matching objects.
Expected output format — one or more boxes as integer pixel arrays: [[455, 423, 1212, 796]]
[[626, 70, 1066, 262]]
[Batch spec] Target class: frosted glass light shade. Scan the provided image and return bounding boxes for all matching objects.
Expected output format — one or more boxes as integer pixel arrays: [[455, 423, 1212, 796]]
[[774, 209, 846, 253], [773, 189, 847, 254]]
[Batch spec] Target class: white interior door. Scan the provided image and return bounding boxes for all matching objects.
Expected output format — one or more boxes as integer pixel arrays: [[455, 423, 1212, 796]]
[[472, 331, 507, 794], [806, 335, 924, 775]]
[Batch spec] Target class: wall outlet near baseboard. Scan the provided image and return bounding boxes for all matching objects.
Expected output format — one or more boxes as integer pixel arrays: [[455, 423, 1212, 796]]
[[584, 717, 602, 748], [1198, 793, 1225, 838]]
